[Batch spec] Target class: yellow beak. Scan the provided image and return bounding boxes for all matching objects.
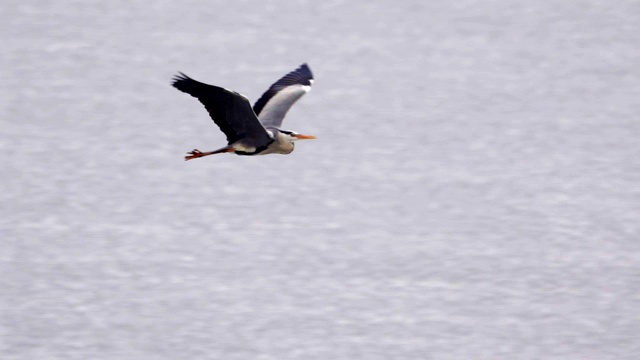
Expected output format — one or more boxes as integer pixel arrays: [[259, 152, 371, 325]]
[[294, 134, 317, 140]]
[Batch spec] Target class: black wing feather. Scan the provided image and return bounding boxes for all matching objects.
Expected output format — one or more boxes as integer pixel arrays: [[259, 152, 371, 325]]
[[253, 63, 314, 116], [172, 73, 270, 145]]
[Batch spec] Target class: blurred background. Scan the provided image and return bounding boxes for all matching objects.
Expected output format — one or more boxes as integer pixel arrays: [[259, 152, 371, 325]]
[[2, 1, 639, 359]]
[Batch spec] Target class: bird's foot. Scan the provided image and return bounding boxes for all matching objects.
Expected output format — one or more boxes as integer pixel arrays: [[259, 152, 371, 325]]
[[185, 149, 204, 161]]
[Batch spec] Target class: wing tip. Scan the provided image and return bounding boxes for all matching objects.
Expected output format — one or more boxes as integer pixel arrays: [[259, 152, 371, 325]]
[[171, 72, 192, 86], [297, 63, 313, 80]]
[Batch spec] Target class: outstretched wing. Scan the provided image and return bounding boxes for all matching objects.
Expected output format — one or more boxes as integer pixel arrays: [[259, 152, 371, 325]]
[[253, 63, 314, 129], [172, 73, 272, 146]]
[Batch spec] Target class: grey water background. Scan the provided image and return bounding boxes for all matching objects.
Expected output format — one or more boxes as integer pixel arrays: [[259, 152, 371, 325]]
[[2, 1, 639, 359]]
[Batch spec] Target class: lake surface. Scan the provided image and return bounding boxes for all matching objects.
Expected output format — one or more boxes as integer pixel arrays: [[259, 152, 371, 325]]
[[2, 1, 639, 359]]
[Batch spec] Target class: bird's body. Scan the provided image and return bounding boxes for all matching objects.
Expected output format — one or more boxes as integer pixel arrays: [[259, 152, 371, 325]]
[[171, 64, 316, 160]]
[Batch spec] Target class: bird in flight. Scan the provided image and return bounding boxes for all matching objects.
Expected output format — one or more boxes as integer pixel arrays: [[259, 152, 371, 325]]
[[172, 63, 316, 160]]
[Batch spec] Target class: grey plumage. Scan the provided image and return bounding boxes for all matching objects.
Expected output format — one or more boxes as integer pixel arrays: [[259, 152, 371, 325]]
[[253, 63, 314, 129], [171, 64, 316, 160]]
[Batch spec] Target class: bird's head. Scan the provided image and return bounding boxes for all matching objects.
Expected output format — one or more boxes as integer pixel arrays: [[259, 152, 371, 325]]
[[279, 130, 317, 142]]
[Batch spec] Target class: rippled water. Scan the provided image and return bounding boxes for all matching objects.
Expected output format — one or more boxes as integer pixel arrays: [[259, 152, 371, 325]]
[[2, 1, 640, 359]]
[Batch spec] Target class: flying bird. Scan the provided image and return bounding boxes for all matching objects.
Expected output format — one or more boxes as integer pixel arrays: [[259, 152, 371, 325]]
[[172, 63, 316, 160]]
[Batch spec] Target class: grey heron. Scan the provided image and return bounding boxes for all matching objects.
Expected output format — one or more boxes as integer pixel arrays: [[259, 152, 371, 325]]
[[172, 63, 316, 160]]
